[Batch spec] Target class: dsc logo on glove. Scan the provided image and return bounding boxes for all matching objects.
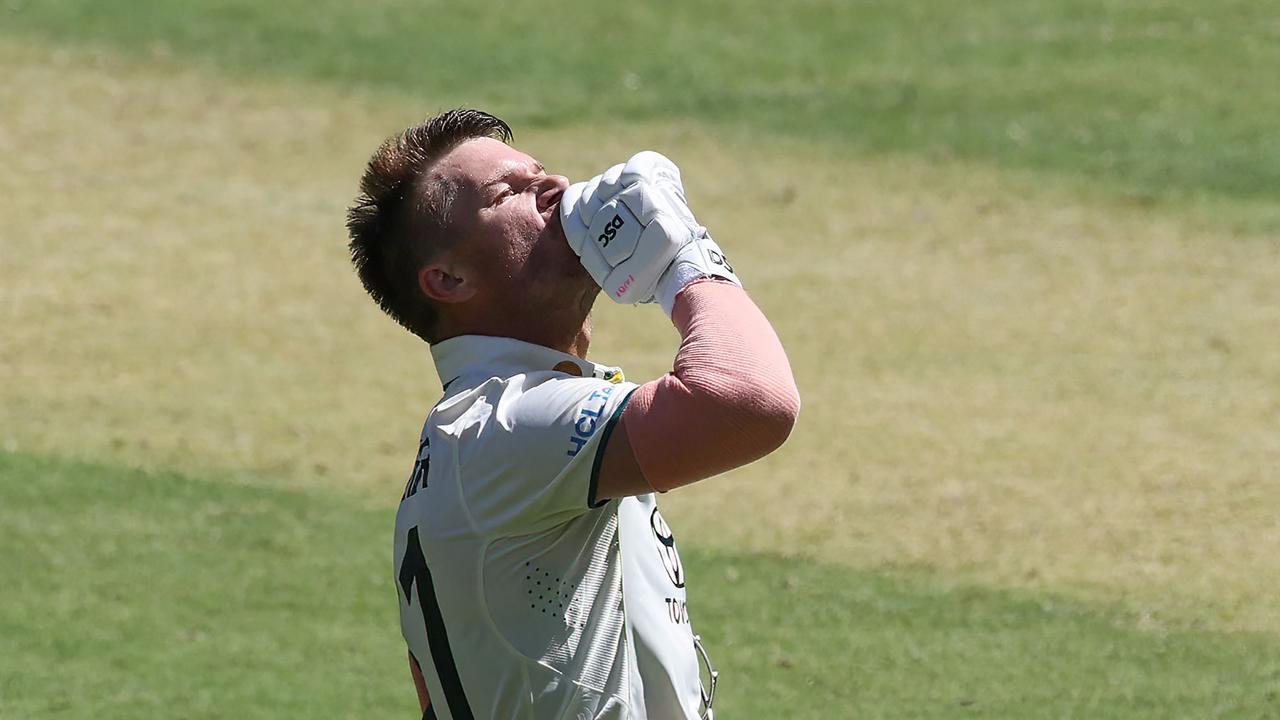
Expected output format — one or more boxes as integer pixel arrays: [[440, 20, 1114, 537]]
[[597, 215, 625, 248], [708, 248, 733, 273]]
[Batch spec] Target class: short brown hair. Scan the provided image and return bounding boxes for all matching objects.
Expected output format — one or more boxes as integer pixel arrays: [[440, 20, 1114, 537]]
[[345, 109, 513, 342]]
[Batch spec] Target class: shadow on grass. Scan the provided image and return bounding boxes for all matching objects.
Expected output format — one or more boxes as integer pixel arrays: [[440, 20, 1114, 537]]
[[2, 451, 1276, 719]]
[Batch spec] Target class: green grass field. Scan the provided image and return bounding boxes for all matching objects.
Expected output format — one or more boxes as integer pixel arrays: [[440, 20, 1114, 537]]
[[2, 1, 1278, 717], [5, 453, 1278, 719]]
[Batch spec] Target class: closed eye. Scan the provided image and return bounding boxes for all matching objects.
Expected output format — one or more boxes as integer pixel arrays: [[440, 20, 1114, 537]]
[[488, 163, 541, 206], [489, 186, 517, 206]]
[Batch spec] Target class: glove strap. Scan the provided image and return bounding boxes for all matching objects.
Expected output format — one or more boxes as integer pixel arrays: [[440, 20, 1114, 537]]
[[655, 234, 742, 316]]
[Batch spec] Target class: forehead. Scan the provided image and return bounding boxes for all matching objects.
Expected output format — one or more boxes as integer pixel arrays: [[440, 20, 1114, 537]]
[[431, 137, 535, 191]]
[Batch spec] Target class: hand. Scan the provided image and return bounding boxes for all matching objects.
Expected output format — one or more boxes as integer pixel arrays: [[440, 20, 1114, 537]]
[[560, 151, 741, 315]]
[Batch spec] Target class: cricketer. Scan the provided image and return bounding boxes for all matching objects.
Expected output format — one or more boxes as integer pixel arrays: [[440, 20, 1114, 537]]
[[346, 109, 800, 719]]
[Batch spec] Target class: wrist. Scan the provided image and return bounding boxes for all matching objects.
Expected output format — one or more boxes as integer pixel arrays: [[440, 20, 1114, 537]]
[[656, 265, 713, 317], [655, 235, 742, 316]]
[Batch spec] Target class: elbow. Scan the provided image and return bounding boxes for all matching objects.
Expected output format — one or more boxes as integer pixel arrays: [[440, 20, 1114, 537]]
[[750, 383, 801, 454], [625, 375, 800, 491], [713, 377, 801, 459]]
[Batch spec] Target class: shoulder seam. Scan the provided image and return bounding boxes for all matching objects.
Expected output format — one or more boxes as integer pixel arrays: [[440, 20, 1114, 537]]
[[450, 423, 482, 535], [443, 379, 507, 537], [588, 387, 638, 508]]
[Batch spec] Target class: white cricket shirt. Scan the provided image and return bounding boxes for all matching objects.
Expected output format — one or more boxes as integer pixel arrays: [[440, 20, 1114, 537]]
[[393, 335, 712, 719]]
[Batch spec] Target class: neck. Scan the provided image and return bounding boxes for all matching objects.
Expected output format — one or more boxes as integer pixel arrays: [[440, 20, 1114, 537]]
[[561, 318, 593, 359], [434, 286, 597, 359]]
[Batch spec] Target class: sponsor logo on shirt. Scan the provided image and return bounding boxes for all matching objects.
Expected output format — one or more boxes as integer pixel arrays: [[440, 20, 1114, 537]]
[[565, 385, 615, 457], [664, 597, 690, 625], [650, 508, 685, 588], [400, 435, 430, 501]]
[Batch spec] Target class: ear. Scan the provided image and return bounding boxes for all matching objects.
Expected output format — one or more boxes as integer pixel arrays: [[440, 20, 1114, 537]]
[[418, 262, 477, 304]]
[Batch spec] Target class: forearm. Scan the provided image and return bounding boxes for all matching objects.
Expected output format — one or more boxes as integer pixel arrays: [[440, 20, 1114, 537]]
[[621, 280, 801, 490]]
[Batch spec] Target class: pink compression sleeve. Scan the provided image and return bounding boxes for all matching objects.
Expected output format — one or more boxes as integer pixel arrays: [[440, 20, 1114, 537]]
[[621, 280, 801, 491]]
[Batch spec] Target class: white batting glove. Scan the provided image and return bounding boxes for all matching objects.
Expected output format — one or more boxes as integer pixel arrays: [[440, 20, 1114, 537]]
[[560, 151, 741, 316]]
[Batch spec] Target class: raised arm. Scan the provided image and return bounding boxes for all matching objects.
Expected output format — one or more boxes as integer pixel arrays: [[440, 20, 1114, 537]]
[[596, 279, 800, 498], [559, 151, 800, 500]]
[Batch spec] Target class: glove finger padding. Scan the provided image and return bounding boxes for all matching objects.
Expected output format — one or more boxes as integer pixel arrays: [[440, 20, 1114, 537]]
[[618, 151, 684, 197], [592, 162, 628, 201], [560, 175, 606, 254], [622, 154, 699, 232], [560, 180, 591, 254], [578, 241, 615, 286], [562, 152, 688, 247], [577, 164, 622, 223], [613, 182, 663, 225]]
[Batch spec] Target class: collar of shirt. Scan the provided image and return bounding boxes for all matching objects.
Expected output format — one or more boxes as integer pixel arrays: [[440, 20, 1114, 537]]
[[431, 335, 625, 389]]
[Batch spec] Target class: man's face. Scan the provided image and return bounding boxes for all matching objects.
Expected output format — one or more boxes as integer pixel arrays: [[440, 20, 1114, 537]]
[[428, 137, 592, 309]]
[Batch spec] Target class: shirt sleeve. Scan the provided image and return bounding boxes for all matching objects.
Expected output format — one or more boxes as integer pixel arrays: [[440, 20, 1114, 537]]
[[456, 375, 638, 536]]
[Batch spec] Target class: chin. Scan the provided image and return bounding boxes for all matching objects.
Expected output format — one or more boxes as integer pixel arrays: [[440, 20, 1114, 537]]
[[522, 223, 598, 299]]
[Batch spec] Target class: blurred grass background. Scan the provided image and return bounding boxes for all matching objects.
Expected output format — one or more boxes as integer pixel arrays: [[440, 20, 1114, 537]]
[[5, 0, 1280, 206], [2, 1, 1278, 717]]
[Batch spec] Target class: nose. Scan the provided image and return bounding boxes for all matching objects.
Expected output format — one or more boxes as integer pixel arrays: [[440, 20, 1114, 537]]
[[535, 173, 570, 214]]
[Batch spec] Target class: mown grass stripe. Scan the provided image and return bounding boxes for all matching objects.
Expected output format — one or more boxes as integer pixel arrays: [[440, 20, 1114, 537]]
[[2, 450, 1278, 719], [2, 0, 1277, 202]]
